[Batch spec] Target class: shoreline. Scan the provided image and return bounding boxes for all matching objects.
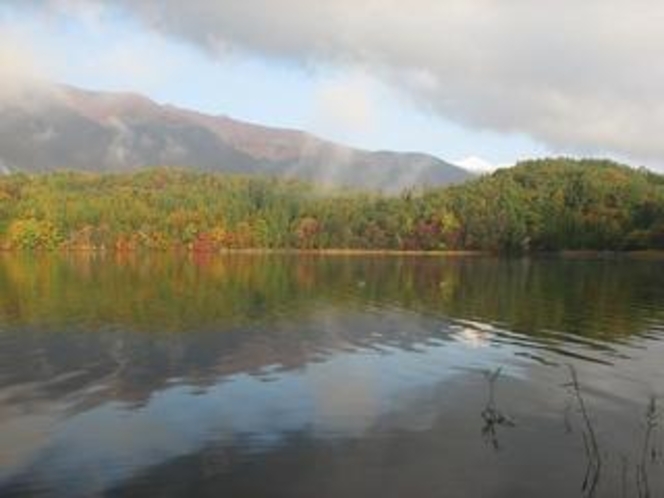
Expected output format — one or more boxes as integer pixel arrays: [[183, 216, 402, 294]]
[[1, 247, 664, 259], [555, 249, 664, 260], [0, 247, 488, 257]]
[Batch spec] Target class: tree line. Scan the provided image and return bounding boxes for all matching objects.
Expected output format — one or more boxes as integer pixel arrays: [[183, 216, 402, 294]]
[[0, 158, 662, 253]]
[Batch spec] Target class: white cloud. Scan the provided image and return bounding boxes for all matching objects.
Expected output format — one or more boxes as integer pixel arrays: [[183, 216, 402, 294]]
[[311, 72, 377, 135], [454, 156, 497, 174], [0, 28, 45, 99], [4, 0, 664, 166], [47, 0, 109, 32]]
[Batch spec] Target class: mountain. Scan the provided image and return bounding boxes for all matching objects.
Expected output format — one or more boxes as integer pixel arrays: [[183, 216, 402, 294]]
[[0, 84, 472, 192]]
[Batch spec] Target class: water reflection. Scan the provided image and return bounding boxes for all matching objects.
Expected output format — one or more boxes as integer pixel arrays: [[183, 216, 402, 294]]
[[0, 254, 663, 497]]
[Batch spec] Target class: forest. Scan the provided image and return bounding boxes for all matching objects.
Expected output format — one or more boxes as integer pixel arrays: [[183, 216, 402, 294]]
[[0, 157, 662, 253]]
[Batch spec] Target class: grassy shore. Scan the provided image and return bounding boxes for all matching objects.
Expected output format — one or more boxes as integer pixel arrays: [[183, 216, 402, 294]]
[[557, 250, 664, 260], [3, 246, 664, 259]]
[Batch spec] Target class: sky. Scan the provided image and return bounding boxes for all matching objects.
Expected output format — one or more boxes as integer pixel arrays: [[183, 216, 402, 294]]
[[1, 1, 662, 171]]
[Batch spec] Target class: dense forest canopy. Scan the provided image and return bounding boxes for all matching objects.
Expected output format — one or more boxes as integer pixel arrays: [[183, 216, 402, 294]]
[[0, 158, 662, 253]]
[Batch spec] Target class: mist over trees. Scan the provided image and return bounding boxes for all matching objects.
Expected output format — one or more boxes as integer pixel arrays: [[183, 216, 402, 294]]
[[0, 158, 662, 253]]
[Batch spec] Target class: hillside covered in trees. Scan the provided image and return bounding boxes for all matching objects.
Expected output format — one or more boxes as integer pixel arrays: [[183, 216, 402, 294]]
[[0, 158, 663, 253]]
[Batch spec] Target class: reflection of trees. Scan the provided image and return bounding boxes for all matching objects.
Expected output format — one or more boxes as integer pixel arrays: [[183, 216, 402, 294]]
[[0, 254, 663, 411], [2, 254, 662, 337]]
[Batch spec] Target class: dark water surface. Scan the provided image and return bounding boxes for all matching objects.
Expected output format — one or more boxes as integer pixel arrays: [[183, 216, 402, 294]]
[[1, 254, 663, 497]]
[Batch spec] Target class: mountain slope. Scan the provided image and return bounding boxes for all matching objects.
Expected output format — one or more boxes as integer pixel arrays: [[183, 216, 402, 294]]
[[0, 84, 471, 191]]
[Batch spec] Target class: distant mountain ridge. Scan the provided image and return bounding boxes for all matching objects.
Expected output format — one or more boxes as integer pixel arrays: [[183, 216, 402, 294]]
[[0, 84, 472, 191]]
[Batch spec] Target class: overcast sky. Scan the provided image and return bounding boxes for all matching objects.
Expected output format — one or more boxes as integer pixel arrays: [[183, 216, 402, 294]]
[[1, 0, 663, 170]]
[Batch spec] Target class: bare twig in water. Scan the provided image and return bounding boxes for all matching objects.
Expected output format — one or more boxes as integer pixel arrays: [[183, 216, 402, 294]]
[[479, 365, 662, 496], [481, 367, 515, 450], [636, 396, 659, 498], [563, 399, 574, 434], [620, 454, 628, 498], [565, 364, 602, 498]]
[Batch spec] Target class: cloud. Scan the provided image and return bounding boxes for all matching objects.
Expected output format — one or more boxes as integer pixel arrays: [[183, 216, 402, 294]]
[[453, 156, 498, 174], [4, 0, 664, 165], [84, 34, 185, 90], [0, 28, 46, 100], [311, 72, 377, 135]]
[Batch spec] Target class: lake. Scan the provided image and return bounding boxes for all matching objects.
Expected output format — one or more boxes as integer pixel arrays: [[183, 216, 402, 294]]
[[0, 253, 663, 497]]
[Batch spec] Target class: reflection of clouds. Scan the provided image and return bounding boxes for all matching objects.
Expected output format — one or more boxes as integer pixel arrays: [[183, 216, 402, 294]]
[[0, 411, 55, 479], [0, 331, 515, 496], [455, 328, 491, 348], [450, 319, 494, 348], [14, 325, 664, 497], [0, 257, 663, 495], [309, 356, 379, 436]]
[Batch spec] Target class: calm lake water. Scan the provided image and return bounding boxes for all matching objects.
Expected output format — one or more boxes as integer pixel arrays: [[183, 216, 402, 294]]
[[1, 254, 663, 497]]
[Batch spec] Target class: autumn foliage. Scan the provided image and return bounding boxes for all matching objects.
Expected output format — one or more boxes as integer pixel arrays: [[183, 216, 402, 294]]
[[0, 159, 662, 253]]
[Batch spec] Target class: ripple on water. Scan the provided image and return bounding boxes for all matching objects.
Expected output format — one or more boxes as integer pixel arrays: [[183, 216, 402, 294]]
[[1, 255, 664, 497]]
